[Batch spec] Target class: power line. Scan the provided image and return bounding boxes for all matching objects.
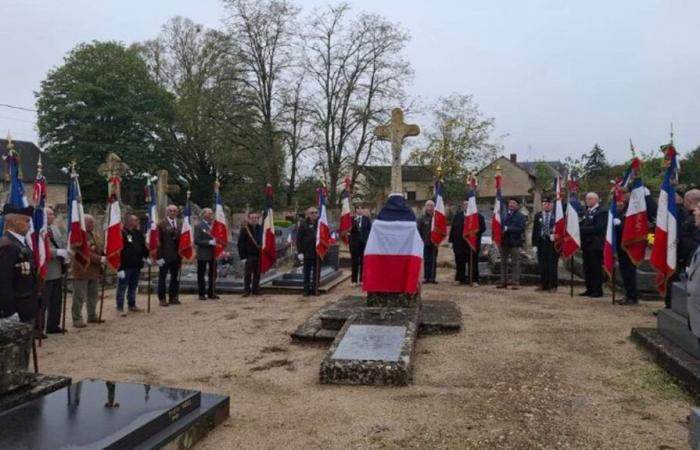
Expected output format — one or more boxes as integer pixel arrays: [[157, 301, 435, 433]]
[[0, 103, 37, 112]]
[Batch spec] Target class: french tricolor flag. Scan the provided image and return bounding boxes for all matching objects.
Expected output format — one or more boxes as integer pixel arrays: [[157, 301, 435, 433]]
[[260, 184, 277, 273], [104, 176, 123, 271], [362, 194, 423, 294], [338, 177, 352, 246], [561, 175, 581, 259], [463, 176, 479, 251], [492, 174, 503, 248], [621, 157, 648, 265], [31, 172, 49, 280], [553, 176, 565, 252], [650, 145, 679, 295], [212, 182, 229, 258], [316, 187, 331, 258], [145, 179, 160, 258], [603, 186, 621, 277], [68, 172, 90, 267], [430, 180, 447, 246], [178, 199, 194, 260]]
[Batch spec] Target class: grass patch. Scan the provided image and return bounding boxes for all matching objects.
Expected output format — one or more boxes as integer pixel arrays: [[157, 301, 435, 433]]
[[611, 365, 693, 404]]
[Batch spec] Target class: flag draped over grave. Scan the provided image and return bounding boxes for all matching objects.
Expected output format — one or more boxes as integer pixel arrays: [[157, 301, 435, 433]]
[[621, 157, 649, 265], [362, 195, 423, 294], [430, 179, 447, 246], [104, 176, 123, 271], [492, 173, 503, 248], [338, 177, 352, 246], [316, 186, 331, 259], [650, 145, 680, 295], [212, 182, 229, 258], [261, 184, 277, 273], [562, 174, 581, 258]]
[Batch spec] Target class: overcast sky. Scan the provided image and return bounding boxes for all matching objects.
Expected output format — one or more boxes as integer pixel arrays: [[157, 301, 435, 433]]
[[2, 0, 699, 164]]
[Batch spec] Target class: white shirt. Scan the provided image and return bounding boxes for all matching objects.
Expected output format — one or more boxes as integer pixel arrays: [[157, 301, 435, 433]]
[[7, 230, 27, 247]]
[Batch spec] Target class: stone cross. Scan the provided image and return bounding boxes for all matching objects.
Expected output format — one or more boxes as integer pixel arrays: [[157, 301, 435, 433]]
[[97, 153, 129, 202], [155, 169, 180, 219], [374, 108, 420, 194]]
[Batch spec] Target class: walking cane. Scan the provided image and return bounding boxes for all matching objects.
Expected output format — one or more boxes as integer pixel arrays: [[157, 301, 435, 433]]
[[569, 258, 574, 298], [468, 246, 474, 286], [61, 270, 68, 333], [147, 264, 152, 313], [34, 312, 42, 348], [98, 270, 106, 322], [501, 243, 508, 289], [31, 335, 39, 374], [611, 256, 616, 305]]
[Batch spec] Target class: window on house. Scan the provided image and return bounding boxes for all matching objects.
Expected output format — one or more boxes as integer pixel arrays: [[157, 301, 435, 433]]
[[406, 191, 417, 201]]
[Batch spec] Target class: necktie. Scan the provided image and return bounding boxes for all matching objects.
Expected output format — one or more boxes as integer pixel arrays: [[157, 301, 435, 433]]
[[543, 213, 550, 237]]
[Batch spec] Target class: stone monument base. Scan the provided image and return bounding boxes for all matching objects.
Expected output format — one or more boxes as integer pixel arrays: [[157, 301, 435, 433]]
[[319, 308, 419, 386], [0, 320, 33, 395], [366, 290, 421, 308], [658, 308, 700, 359], [0, 373, 71, 414], [691, 408, 700, 450]]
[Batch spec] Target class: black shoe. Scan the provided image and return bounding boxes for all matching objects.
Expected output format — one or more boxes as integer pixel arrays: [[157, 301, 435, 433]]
[[159, 300, 169, 307], [578, 291, 591, 297], [252, 291, 262, 296], [621, 299, 639, 306], [198, 296, 207, 301], [588, 293, 603, 298], [303, 292, 311, 297], [169, 299, 181, 305], [208, 295, 220, 300], [34, 331, 48, 340], [46, 328, 64, 334], [242, 292, 250, 297]]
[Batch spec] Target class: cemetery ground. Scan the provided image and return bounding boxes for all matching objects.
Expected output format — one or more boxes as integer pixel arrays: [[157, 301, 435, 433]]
[[40, 270, 693, 449]]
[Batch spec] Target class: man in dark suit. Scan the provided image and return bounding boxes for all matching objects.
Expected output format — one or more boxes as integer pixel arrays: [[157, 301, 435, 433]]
[[237, 212, 262, 297], [116, 214, 149, 315], [195, 208, 219, 300], [532, 196, 559, 292], [613, 195, 639, 305], [296, 207, 319, 296], [156, 204, 182, 306], [349, 205, 371, 285], [0, 205, 39, 325], [499, 198, 527, 289], [417, 200, 438, 283], [579, 192, 607, 298], [449, 201, 486, 285]]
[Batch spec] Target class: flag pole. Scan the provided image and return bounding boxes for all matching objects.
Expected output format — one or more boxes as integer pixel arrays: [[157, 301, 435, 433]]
[[569, 257, 574, 298], [611, 254, 616, 305], [62, 161, 76, 333], [31, 335, 39, 374]]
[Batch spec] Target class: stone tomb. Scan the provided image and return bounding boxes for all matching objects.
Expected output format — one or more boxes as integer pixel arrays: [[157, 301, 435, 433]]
[[0, 379, 229, 450], [320, 308, 419, 386], [691, 407, 700, 450]]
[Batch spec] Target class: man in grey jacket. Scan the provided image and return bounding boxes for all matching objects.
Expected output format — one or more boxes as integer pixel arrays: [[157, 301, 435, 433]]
[[42, 207, 70, 334], [195, 208, 219, 300], [687, 205, 700, 342]]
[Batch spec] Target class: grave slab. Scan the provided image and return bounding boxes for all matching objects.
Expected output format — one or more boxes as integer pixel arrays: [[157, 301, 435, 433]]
[[0, 379, 202, 450], [657, 308, 700, 359], [672, 281, 689, 318], [631, 327, 700, 398], [319, 308, 419, 386], [0, 373, 71, 414], [0, 319, 33, 395], [691, 408, 700, 450]]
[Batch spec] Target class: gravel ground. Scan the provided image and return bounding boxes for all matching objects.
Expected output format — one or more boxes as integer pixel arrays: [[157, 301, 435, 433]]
[[39, 269, 693, 450]]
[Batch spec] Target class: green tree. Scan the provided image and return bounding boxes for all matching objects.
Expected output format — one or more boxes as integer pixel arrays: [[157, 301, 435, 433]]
[[409, 93, 500, 180], [36, 41, 173, 203], [680, 145, 700, 188], [583, 144, 609, 176]]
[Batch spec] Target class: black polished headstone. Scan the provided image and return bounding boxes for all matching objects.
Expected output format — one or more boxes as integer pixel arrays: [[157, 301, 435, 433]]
[[0, 379, 200, 450], [672, 281, 689, 318]]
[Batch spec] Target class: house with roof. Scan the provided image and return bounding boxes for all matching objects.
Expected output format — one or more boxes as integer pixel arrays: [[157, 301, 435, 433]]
[[0, 138, 69, 209], [356, 165, 434, 213]]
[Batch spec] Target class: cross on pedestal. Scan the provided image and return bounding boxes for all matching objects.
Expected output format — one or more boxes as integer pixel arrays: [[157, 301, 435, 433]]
[[97, 153, 129, 202], [155, 169, 180, 219], [374, 108, 420, 194]]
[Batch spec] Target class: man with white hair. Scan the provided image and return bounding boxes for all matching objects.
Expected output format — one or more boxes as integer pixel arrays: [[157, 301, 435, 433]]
[[43, 206, 69, 333], [680, 189, 700, 272], [156, 204, 182, 306], [71, 214, 106, 327], [195, 207, 219, 300], [579, 192, 607, 298], [417, 200, 438, 283]]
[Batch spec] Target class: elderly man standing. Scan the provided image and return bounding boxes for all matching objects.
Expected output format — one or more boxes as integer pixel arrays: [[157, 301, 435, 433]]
[[499, 198, 527, 290], [71, 214, 105, 328], [237, 212, 262, 297], [686, 206, 700, 346], [0, 205, 39, 325], [156, 204, 182, 306], [43, 207, 69, 333], [116, 214, 148, 316], [195, 208, 219, 300], [296, 207, 319, 296], [680, 189, 700, 272], [417, 200, 438, 283], [579, 192, 607, 298], [532, 196, 558, 292]]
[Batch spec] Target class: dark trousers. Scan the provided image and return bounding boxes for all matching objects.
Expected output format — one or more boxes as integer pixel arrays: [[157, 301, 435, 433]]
[[582, 249, 603, 296], [423, 245, 437, 282], [41, 278, 63, 332], [467, 246, 480, 283], [116, 268, 140, 309], [158, 261, 181, 301], [454, 252, 467, 283], [537, 240, 559, 289], [244, 256, 261, 294], [618, 249, 638, 301], [303, 255, 317, 294], [350, 243, 365, 283], [197, 259, 216, 297]]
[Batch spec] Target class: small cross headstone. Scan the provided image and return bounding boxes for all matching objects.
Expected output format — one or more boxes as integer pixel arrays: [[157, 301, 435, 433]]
[[374, 108, 420, 194], [97, 153, 129, 201], [155, 169, 181, 219]]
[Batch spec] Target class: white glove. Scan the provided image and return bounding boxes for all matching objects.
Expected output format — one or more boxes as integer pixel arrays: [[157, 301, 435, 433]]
[[56, 249, 68, 259], [549, 234, 555, 242], [297, 253, 304, 262], [503, 226, 508, 232], [156, 258, 165, 267], [117, 270, 126, 279], [532, 247, 538, 258], [8, 312, 20, 322], [613, 218, 621, 226], [142, 257, 151, 266], [100, 256, 107, 265], [209, 239, 216, 246]]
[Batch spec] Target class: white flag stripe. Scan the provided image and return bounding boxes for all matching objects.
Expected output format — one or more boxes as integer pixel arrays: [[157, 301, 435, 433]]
[[364, 220, 423, 257]]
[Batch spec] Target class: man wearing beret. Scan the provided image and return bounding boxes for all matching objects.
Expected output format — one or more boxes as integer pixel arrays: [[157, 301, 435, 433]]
[[0, 205, 40, 324], [532, 196, 559, 292]]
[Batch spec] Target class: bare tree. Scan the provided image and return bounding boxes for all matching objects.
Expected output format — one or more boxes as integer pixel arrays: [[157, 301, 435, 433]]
[[303, 4, 412, 205], [224, 0, 300, 195]]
